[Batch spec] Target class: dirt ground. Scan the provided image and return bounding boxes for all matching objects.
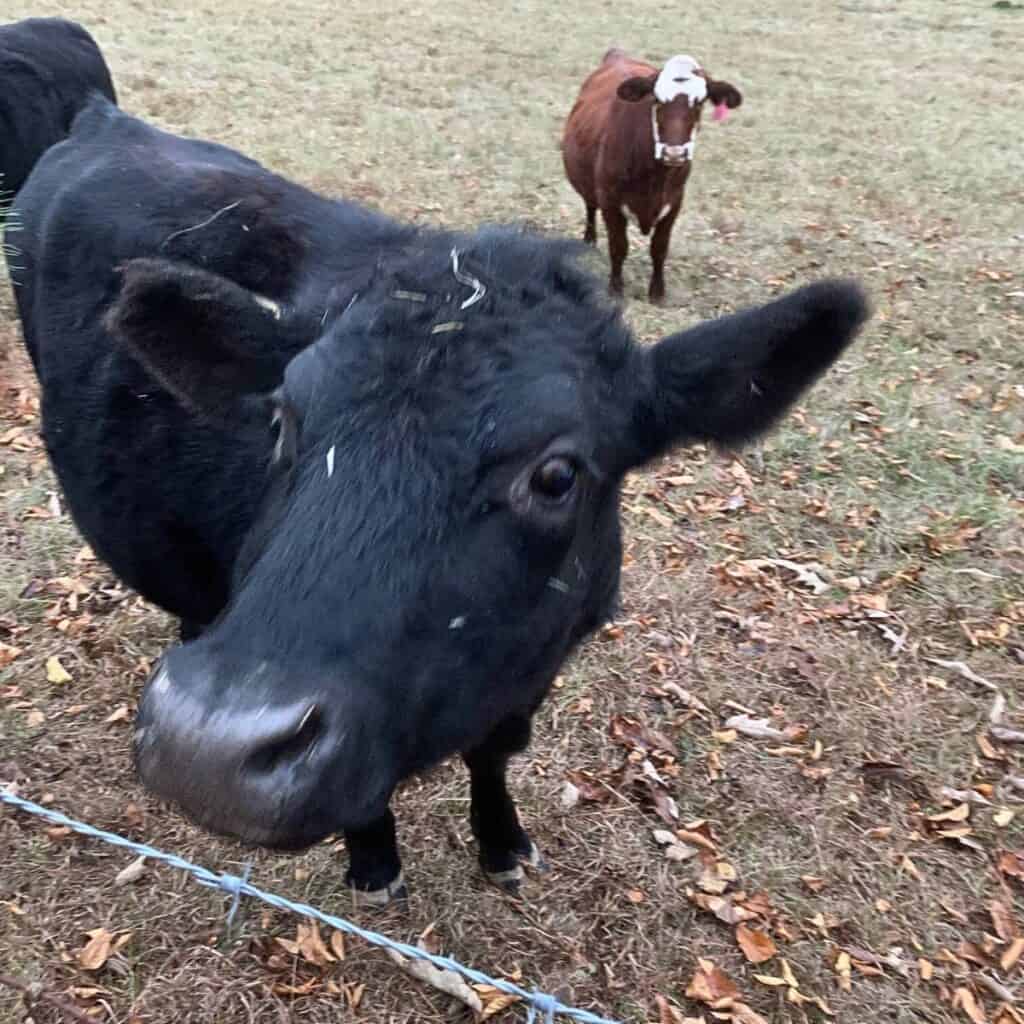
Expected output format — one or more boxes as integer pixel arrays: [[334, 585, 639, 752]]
[[1, 0, 1022, 1022]]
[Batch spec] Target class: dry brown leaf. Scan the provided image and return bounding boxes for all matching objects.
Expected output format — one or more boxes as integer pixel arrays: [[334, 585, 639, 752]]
[[688, 891, 758, 925], [386, 947, 483, 1013], [105, 705, 131, 725], [835, 951, 852, 992], [329, 930, 346, 961], [754, 973, 787, 987], [78, 928, 115, 971], [685, 959, 739, 1006], [993, 808, 1015, 828], [0, 643, 22, 667], [779, 959, 799, 989], [953, 987, 988, 1024], [1001, 937, 1024, 972], [998, 851, 1024, 881], [273, 978, 319, 996], [654, 994, 687, 1024], [288, 922, 333, 967], [45, 655, 72, 684], [736, 924, 776, 964], [928, 803, 971, 823], [918, 958, 934, 981], [900, 854, 923, 881], [990, 901, 1019, 942], [479, 990, 521, 1020], [114, 856, 147, 887], [730, 1003, 771, 1024], [724, 714, 789, 741], [675, 828, 718, 854]]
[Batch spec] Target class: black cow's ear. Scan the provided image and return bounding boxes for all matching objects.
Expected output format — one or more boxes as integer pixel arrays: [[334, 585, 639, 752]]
[[627, 280, 870, 464], [707, 79, 743, 109], [617, 75, 657, 102], [105, 258, 294, 422]]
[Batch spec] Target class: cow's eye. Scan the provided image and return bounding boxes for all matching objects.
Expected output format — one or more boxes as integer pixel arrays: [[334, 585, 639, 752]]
[[530, 456, 578, 501]]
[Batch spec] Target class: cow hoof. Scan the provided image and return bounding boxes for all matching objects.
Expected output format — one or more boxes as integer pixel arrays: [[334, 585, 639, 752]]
[[349, 870, 407, 909], [483, 842, 547, 894]]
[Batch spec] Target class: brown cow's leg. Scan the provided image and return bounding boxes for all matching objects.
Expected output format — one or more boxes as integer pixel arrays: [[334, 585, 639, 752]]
[[648, 204, 681, 305], [601, 205, 629, 297], [343, 809, 406, 907], [583, 204, 598, 245], [463, 713, 546, 893]]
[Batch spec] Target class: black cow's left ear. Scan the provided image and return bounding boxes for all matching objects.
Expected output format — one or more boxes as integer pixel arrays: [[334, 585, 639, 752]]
[[105, 258, 301, 424], [707, 79, 743, 109], [626, 279, 870, 466], [617, 74, 657, 102]]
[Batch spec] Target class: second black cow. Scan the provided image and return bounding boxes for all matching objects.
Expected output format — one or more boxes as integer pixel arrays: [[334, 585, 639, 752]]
[[9, 97, 869, 902], [0, 17, 117, 203]]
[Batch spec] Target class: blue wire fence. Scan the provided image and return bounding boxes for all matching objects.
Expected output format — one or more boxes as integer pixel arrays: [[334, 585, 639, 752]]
[[0, 789, 622, 1024]]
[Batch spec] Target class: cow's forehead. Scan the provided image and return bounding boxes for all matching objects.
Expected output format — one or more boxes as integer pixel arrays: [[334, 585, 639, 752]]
[[654, 54, 708, 106]]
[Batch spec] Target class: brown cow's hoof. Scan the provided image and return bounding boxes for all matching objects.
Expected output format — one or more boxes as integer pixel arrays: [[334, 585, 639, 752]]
[[350, 871, 408, 908]]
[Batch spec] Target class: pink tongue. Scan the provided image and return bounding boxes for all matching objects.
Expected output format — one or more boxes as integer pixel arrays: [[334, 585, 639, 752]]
[[712, 102, 730, 122]]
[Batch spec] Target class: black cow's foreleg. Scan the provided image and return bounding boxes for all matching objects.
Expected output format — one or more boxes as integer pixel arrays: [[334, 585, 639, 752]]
[[343, 808, 406, 907], [463, 714, 545, 892]]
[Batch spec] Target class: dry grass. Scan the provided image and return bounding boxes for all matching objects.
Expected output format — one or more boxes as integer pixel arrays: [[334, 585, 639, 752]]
[[1, 0, 1022, 1022]]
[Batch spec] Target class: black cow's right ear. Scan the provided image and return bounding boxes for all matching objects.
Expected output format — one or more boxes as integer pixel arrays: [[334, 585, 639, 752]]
[[617, 75, 657, 102], [105, 258, 294, 422]]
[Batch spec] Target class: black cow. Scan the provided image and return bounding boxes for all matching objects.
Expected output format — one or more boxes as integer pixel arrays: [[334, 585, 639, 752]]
[[8, 97, 869, 903], [0, 17, 117, 204]]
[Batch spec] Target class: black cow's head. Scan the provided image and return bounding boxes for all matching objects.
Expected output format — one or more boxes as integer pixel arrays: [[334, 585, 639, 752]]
[[109, 231, 867, 850]]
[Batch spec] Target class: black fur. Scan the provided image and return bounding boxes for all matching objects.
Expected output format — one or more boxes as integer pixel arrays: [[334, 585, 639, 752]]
[[8, 98, 869, 890], [0, 17, 116, 202]]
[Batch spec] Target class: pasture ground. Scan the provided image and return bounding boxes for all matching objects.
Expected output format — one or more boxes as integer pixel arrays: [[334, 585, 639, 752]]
[[1, 0, 1022, 1021]]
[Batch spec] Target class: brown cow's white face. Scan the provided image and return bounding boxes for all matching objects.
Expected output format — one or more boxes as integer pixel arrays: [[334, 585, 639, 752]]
[[652, 54, 707, 165], [617, 53, 743, 168]]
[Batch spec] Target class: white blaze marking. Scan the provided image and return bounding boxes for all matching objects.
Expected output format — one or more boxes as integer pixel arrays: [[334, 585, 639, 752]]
[[654, 54, 708, 106], [657, 204, 673, 222], [326, 445, 335, 478]]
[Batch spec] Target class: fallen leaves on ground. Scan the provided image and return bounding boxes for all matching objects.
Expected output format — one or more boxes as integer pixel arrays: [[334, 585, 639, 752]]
[[45, 655, 72, 684], [736, 924, 777, 964], [77, 928, 131, 971]]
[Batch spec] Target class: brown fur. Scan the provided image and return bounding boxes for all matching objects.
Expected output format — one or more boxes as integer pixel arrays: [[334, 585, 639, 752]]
[[562, 48, 741, 303]]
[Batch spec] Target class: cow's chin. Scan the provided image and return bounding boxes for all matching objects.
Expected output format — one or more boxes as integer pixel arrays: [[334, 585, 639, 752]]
[[660, 157, 691, 168]]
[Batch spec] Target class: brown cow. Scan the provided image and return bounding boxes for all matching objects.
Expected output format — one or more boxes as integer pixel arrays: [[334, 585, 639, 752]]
[[562, 48, 742, 303]]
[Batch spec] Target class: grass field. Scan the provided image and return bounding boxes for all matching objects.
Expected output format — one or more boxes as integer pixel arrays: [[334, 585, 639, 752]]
[[1, 0, 1022, 1021]]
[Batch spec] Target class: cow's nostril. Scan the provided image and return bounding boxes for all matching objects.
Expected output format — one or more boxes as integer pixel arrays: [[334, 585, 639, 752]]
[[246, 704, 323, 774]]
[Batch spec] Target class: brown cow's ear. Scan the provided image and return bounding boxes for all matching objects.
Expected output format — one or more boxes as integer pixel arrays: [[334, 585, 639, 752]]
[[707, 79, 743, 109], [105, 258, 297, 423], [617, 75, 657, 102]]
